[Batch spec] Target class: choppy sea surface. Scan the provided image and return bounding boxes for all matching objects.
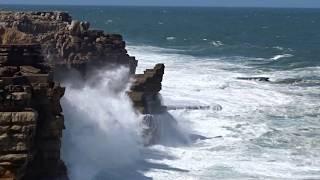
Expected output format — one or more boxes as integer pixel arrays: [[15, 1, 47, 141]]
[[3, 5, 320, 180]]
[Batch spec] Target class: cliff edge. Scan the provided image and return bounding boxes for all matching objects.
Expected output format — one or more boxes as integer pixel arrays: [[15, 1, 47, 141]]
[[0, 11, 166, 179]]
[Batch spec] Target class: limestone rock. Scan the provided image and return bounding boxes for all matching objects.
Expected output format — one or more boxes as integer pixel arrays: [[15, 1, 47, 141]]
[[0, 44, 68, 180], [129, 64, 165, 114], [1, 11, 138, 74]]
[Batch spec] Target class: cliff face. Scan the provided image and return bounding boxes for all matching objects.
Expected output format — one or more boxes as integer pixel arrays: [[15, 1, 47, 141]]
[[0, 44, 67, 180], [0, 11, 166, 179], [0, 11, 137, 75]]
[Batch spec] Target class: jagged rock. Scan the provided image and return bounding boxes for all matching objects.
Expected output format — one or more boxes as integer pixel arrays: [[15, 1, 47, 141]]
[[0, 10, 167, 177], [0, 44, 68, 180], [128, 64, 165, 114], [1, 11, 138, 74]]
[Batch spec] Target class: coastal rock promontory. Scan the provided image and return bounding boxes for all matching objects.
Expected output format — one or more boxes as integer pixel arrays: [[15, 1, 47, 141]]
[[0, 10, 167, 179]]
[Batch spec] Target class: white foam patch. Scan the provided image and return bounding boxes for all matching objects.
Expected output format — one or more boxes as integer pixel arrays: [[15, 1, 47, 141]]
[[270, 54, 294, 60], [61, 67, 143, 180], [127, 44, 320, 179]]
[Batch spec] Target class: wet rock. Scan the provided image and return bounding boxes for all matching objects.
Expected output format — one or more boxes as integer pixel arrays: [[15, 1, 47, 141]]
[[129, 64, 165, 114]]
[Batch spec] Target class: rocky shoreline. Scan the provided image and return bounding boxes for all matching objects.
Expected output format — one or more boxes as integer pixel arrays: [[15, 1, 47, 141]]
[[0, 11, 165, 180]]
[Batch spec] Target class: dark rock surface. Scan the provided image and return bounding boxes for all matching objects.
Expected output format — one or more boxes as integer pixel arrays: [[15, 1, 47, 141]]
[[128, 64, 166, 114], [0, 44, 68, 180]]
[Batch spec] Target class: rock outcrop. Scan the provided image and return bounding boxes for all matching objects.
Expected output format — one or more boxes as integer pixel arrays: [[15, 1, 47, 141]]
[[128, 64, 166, 114], [0, 44, 67, 180], [128, 64, 169, 144], [0, 11, 138, 75], [0, 10, 167, 178]]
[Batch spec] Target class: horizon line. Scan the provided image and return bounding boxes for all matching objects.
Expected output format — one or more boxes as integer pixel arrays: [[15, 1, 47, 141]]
[[1, 3, 320, 9]]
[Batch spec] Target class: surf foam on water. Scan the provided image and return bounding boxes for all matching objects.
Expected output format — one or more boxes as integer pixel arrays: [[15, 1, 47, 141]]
[[127, 44, 320, 180], [270, 54, 294, 60]]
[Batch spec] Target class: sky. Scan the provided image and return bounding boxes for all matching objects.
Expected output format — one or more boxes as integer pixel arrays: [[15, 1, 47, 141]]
[[1, 0, 320, 8]]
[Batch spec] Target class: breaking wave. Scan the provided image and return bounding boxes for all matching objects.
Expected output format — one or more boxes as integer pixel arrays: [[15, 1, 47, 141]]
[[127, 44, 320, 180], [61, 67, 143, 180]]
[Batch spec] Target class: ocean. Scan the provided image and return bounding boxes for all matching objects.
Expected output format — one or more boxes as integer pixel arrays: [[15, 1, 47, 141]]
[[2, 5, 320, 180]]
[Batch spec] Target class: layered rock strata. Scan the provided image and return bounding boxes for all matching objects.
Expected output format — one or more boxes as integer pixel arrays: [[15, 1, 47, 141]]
[[0, 10, 167, 177], [128, 64, 168, 144], [0, 44, 67, 180], [0, 11, 138, 75], [128, 64, 165, 114]]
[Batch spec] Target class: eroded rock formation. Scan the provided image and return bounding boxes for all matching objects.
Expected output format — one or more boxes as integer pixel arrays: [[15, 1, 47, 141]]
[[0, 11, 166, 179], [128, 64, 169, 144], [0, 11, 137, 75], [128, 64, 165, 114], [0, 44, 67, 180]]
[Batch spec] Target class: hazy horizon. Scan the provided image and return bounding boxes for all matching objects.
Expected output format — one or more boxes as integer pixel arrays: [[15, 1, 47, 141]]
[[1, 0, 320, 8]]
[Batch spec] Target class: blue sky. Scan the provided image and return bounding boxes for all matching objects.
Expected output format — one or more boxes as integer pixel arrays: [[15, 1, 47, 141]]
[[1, 0, 320, 8]]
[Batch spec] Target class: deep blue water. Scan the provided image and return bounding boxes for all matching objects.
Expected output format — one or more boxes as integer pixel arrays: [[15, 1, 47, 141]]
[[2, 5, 320, 180], [2, 5, 320, 70]]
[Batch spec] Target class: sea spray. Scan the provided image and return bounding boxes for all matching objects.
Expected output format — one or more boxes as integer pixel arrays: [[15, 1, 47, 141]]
[[61, 67, 143, 180], [143, 112, 191, 146]]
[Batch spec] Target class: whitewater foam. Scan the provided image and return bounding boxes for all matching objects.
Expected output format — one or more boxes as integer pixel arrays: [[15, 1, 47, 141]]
[[166, 36, 176, 41], [211, 40, 224, 47], [127, 44, 320, 180], [270, 54, 294, 60], [61, 67, 143, 180]]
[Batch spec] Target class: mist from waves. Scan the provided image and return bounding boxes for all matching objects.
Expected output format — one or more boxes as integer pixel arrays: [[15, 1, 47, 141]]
[[60, 66, 192, 180], [127, 44, 320, 179], [60, 67, 143, 180]]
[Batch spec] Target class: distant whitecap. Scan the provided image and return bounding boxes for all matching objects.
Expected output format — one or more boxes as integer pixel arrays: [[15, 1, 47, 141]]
[[273, 46, 284, 51], [105, 19, 113, 24], [271, 54, 294, 60], [166, 36, 176, 40], [211, 40, 224, 47]]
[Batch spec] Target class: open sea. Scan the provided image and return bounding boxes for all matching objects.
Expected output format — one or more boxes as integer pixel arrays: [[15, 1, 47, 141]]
[[2, 5, 320, 180]]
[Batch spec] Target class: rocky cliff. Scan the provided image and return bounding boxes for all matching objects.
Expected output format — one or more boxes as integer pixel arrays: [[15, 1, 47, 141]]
[[0, 11, 137, 75], [0, 44, 67, 180], [0, 11, 166, 179]]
